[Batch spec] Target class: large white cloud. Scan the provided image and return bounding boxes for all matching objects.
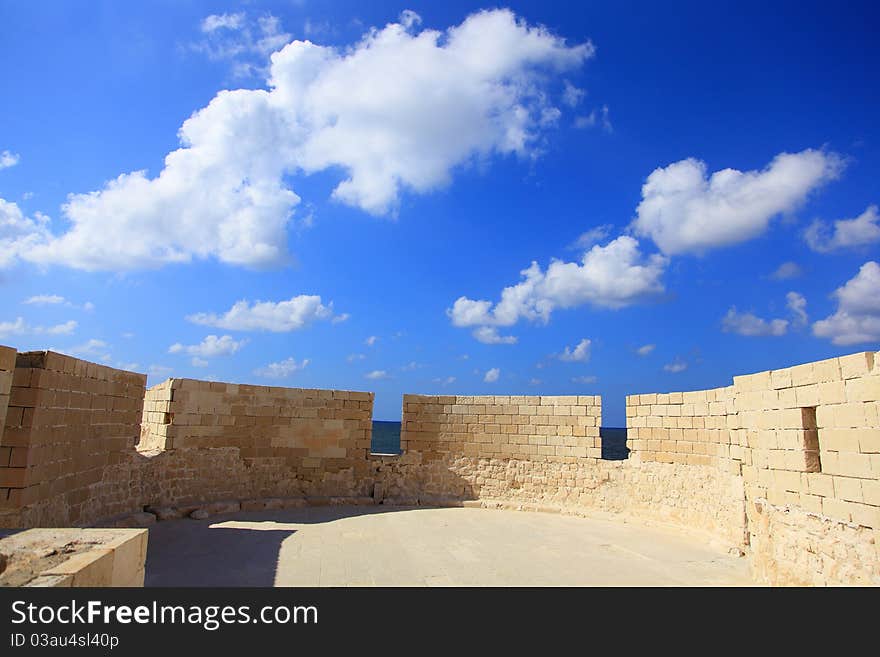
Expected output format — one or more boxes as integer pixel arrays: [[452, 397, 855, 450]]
[[632, 149, 842, 255], [15, 9, 592, 272], [804, 205, 880, 253], [813, 261, 880, 345], [448, 236, 667, 341], [187, 295, 339, 331]]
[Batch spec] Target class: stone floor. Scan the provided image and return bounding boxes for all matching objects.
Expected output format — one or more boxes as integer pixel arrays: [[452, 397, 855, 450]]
[[144, 506, 754, 586]]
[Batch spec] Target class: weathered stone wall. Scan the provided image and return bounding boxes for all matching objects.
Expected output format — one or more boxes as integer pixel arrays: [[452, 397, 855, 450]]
[[623, 385, 746, 545], [0, 350, 146, 527], [138, 377, 373, 476], [401, 394, 602, 460], [734, 352, 880, 585], [1, 342, 877, 585]]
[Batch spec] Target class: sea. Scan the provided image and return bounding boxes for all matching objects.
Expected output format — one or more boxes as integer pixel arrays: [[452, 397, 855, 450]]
[[369, 421, 630, 460]]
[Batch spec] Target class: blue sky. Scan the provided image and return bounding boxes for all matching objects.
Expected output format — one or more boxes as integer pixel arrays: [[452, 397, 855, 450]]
[[1, 1, 878, 424]]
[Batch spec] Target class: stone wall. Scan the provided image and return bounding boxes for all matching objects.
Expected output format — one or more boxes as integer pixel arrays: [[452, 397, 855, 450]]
[[0, 341, 877, 585], [401, 394, 602, 460], [733, 352, 879, 585], [139, 377, 373, 475], [0, 350, 146, 527]]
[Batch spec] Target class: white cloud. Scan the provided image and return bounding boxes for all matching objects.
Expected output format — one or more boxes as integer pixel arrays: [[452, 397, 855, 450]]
[[0, 317, 77, 338], [365, 336, 378, 347], [562, 80, 585, 107], [663, 359, 687, 373], [254, 356, 310, 378], [433, 376, 456, 386], [169, 334, 246, 358], [472, 326, 518, 345], [331, 313, 350, 324], [484, 367, 500, 383], [194, 12, 291, 76], [401, 361, 421, 371], [365, 369, 389, 380], [0, 150, 20, 169], [0, 198, 51, 269], [633, 149, 842, 255], [722, 308, 788, 337], [770, 261, 802, 280], [187, 295, 339, 332], [529, 377, 542, 385], [569, 224, 612, 250], [572, 375, 597, 384], [201, 13, 246, 33], [347, 353, 366, 363], [804, 205, 880, 253], [559, 338, 591, 362], [449, 236, 667, 340], [148, 364, 173, 379], [191, 357, 209, 368], [22, 294, 93, 311], [813, 261, 880, 345], [44, 320, 78, 336], [636, 343, 655, 356], [786, 291, 808, 327], [67, 339, 111, 363], [24, 294, 65, 305], [0, 317, 27, 339], [574, 105, 611, 132], [15, 9, 591, 272]]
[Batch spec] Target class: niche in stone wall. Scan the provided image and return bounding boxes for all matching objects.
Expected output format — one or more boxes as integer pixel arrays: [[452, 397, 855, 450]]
[[800, 406, 822, 473]]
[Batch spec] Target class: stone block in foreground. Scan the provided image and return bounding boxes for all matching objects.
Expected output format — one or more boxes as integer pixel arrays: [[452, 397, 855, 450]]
[[0, 528, 148, 587]]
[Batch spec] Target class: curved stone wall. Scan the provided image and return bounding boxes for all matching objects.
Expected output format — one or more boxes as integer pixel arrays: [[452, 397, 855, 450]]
[[1, 344, 877, 585]]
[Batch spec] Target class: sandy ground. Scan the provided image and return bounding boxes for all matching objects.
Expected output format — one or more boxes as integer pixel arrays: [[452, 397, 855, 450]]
[[143, 505, 753, 586]]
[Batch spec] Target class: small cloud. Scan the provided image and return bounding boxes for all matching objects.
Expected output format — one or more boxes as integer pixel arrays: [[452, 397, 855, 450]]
[[473, 326, 517, 345], [24, 294, 65, 305], [636, 343, 655, 356], [483, 367, 500, 383], [433, 376, 456, 386], [574, 105, 612, 132], [663, 358, 687, 373], [786, 291, 808, 327], [569, 225, 612, 250], [571, 375, 597, 384], [365, 369, 389, 380], [0, 150, 20, 170], [44, 320, 77, 336], [558, 338, 591, 362], [769, 261, 802, 280], [722, 308, 788, 337], [347, 353, 366, 363], [458, 354, 470, 360], [169, 334, 246, 358], [254, 356, 309, 378], [399, 9, 422, 30], [401, 361, 421, 371], [529, 378, 542, 386], [122, 332, 136, 339], [804, 205, 880, 253], [148, 365, 173, 379], [562, 80, 585, 107], [191, 357, 209, 367], [365, 335, 378, 347], [331, 313, 350, 324], [68, 338, 112, 363]]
